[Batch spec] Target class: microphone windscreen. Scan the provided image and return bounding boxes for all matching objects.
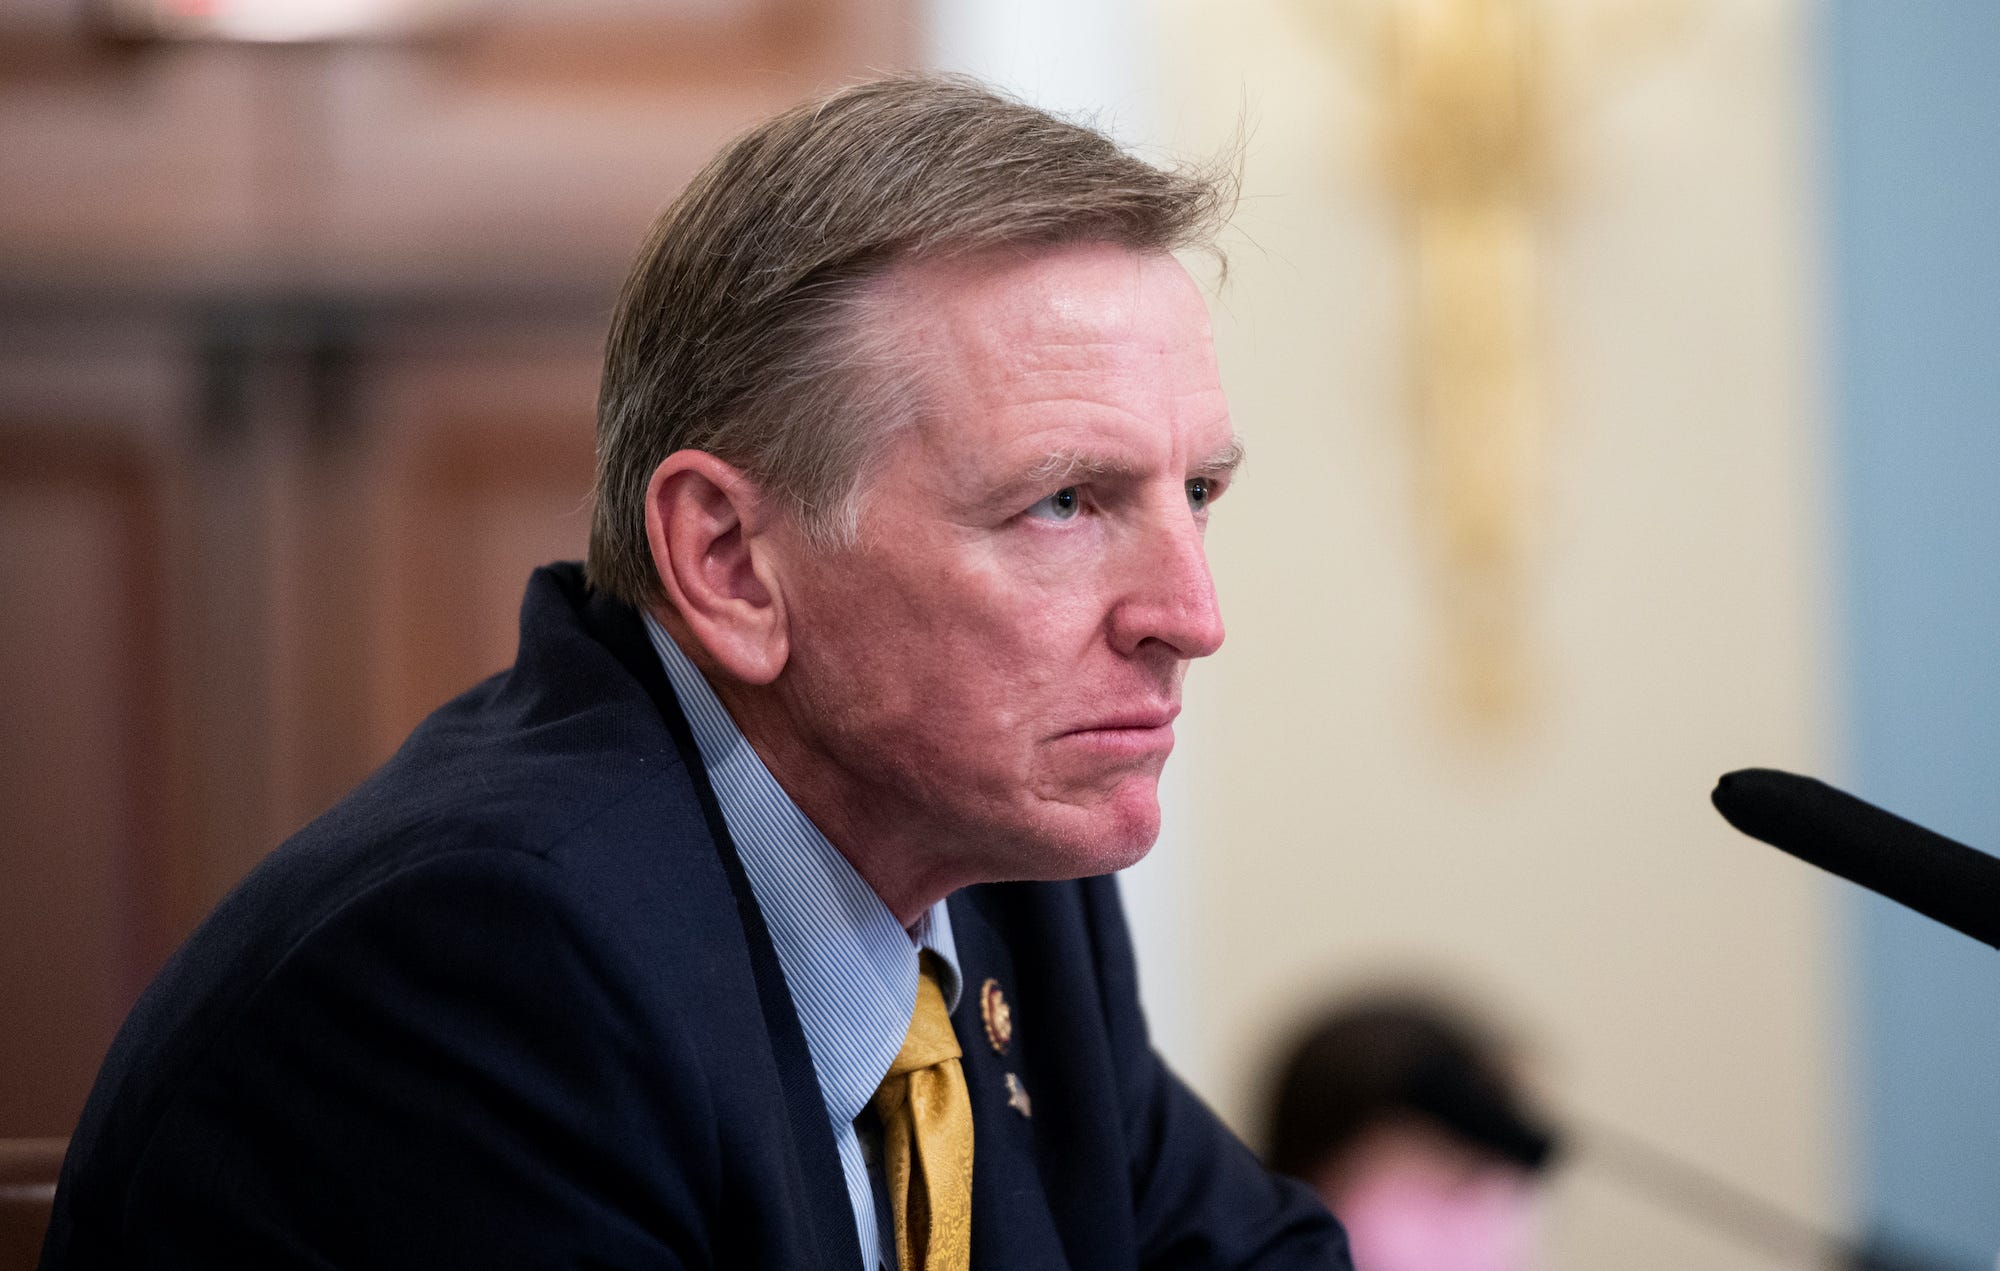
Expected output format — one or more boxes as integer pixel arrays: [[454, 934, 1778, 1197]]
[[1711, 768, 2000, 951]]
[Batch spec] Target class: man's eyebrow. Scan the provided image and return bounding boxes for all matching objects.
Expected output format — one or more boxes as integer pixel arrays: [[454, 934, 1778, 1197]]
[[1014, 449, 1131, 489], [1012, 436, 1246, 491], [1195, 436, 1247, 479]]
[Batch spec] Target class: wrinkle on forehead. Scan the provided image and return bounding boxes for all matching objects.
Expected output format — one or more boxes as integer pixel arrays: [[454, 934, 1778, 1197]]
[[880, 242, 1215, 386]]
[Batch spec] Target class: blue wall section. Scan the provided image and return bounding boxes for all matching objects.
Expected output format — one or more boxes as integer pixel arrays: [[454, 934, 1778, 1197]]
[[1825, 2, 2000, 1264]]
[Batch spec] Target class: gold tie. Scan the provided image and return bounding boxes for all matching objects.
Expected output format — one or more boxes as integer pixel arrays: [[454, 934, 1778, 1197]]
[[871, 955, 973, 1271]]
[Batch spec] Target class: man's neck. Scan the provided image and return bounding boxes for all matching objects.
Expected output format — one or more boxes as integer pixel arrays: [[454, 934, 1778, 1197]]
[[716, 680, 966, 927], [653, 610, 966, 926]]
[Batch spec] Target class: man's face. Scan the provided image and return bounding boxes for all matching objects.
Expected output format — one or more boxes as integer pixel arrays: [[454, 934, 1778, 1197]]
[[764, 242, 1237, 898]]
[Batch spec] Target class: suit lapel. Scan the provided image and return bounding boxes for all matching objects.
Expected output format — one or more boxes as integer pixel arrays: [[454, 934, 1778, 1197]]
[[946, 891, 1074, 1270], [579, 579, 865, 1271]]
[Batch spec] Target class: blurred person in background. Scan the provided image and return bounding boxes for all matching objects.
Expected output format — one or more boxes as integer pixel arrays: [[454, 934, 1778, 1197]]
[[1264, 992, 1562, 1271]]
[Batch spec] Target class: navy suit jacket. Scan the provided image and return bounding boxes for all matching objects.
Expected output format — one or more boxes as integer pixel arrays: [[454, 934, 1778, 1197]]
[[43, 564, 1350, 1270]]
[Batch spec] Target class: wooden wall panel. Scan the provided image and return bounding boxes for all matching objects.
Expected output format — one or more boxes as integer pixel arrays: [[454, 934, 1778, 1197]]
[[376, 420, 597, 747], [361, 330, 601, 761], [0, 0, 910, 1150], [0, 0, 917, 296], [0, 433, 169, 1138]]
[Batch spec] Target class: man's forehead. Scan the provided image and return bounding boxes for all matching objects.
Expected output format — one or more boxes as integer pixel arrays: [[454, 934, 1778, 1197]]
[[927, 367, 1238, 498], [890, 242, 1211, 362], [861, 241, 1231, 494]]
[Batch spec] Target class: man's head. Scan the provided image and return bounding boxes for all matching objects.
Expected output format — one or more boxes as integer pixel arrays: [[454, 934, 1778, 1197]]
[[589, 73, 1234, 601], [588, 75, 1240, 918]]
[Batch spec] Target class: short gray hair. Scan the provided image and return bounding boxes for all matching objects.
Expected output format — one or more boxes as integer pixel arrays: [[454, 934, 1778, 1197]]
[[587, 72, 1237, 608]]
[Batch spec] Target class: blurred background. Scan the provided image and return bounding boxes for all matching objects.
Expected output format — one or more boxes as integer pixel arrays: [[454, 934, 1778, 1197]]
[[1, 0, 1995, 1266]]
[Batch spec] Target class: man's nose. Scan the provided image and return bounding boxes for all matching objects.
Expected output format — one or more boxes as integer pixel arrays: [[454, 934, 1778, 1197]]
[[1106, 513, 1226, 660]]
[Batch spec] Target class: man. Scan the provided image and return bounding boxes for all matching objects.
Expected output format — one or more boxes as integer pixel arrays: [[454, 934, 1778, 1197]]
[[43, 75, 1352, 1269]]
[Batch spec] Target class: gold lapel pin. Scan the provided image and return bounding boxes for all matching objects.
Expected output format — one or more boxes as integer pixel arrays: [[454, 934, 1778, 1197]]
[[980, 977, 1013, 1055]]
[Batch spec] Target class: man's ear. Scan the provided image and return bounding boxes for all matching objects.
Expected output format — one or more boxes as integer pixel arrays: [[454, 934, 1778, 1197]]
[[644, 450, 789, 685]]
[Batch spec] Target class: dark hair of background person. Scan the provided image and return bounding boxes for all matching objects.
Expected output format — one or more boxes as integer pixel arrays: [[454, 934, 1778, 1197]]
[[588, 72, 1240, 608], [1262, 992, 1562, 1183]]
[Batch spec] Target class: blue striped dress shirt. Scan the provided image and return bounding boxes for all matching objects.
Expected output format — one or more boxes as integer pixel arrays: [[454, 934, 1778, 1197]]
[[643, 612, 962, 1271]]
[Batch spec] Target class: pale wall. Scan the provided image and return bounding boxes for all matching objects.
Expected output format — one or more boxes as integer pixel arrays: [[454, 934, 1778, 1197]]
[[1151, 1, 1844, 1267]]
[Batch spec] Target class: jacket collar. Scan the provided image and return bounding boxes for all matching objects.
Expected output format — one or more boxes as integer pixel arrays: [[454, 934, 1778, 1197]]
[[534, 563, 867, 1270]]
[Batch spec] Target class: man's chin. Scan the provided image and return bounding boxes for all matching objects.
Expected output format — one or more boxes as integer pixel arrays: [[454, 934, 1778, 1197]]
[[1012, 787, 1162, 880]]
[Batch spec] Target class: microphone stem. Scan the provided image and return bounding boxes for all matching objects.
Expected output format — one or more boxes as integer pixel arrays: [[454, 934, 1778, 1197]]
[[1571, 1115, 1858, 1269]]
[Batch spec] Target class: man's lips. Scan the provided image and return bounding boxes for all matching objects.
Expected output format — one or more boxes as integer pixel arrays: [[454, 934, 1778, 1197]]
[[1058, 704, 1182, 742]]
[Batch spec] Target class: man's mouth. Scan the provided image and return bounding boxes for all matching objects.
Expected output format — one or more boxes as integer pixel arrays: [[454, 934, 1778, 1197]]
[[1058, 704, 1181, 753]]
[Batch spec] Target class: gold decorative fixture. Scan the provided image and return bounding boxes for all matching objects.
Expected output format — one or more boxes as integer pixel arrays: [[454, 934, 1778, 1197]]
[[1385, 0, 1549, 722], [1307, 0, 1694, 725]]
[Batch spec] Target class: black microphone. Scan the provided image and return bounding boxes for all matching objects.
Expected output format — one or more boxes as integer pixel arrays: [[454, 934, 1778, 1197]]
[[1711, 768, 2000, 951]]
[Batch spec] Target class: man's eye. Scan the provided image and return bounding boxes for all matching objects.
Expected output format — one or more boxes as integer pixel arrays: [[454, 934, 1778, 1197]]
[[1028, 487, 1083, 521], [1187, 477, 1212, 510]]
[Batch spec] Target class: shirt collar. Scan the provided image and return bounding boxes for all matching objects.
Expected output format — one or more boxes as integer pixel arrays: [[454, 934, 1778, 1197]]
[[642, 611, 961, 1129]]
